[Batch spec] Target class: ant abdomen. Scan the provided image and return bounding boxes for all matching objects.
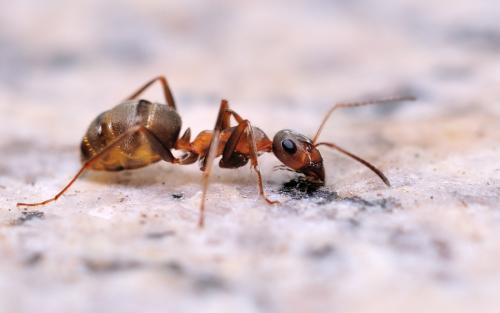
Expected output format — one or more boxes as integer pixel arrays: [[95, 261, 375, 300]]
[[80, 99, 181, 171]]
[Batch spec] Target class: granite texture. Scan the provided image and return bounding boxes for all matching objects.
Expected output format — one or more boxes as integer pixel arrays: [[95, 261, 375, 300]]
[[1, 1, 500, 313]]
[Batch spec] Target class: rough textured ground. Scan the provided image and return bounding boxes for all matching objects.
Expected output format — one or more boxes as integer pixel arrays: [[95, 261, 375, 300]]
[[1, 1, 500, 312]]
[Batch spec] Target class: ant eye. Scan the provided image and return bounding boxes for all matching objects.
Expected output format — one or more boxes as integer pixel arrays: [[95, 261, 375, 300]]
[[281, 139, 297, 154]]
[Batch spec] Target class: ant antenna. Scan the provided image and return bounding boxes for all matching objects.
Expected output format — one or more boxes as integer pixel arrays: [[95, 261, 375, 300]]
[[311, 95, 416, 145], [315, 142, 391, 186]]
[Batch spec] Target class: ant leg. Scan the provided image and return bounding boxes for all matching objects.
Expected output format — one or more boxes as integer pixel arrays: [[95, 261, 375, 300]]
[[17, 125, 178, 207], [215, 101, 245, 129], [311, 96, 416, 144], [198, 99, 230, 228], [221, 120, 279, 205], [220, 102, 241, 129], [315, 141, 391, 186], [140, 127, 181, 163], [123, 76, 177, 110], [198, 99, 257, 227]]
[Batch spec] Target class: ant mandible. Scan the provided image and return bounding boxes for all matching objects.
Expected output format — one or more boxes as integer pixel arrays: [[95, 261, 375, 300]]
[[17, 75, 415, 227]]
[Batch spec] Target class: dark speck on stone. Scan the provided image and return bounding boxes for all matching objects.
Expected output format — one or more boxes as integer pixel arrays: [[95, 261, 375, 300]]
[[23, 252, 44, 266], [432, 238, 453, 261], [46, 51, 80, 69], [172, 192, 184, 199], [84, 259, 143, 274], [306, 244, 336, 259], [193, 273, 228, 293], [163, 261, 184, 275], [146, 230, 176, 239], [346, 218, 361, 229], [13, 211, 44, 225], [342, 196, 401, 212]]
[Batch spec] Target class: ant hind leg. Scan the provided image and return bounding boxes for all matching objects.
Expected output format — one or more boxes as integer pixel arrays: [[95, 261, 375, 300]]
[[17, 125, 178, 207], [221, 120, 279, 205], [123, 76, 177, 110]]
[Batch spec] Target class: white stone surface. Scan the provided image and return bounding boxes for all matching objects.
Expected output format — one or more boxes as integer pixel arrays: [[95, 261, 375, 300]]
[[1, 1, 500, 313]]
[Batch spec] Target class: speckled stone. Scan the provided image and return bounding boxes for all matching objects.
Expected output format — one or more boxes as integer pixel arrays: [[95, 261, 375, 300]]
[[1, 1, 500, 313]]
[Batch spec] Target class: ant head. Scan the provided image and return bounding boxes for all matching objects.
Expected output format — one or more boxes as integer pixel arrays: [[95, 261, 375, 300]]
[[272, 130, 325, 185]]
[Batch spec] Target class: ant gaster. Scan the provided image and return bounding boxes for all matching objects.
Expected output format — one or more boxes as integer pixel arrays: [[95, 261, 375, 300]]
[[17, 76, 415, 227]]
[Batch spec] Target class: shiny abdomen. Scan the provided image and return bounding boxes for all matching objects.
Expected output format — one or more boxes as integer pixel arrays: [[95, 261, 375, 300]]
[[80, 100, 181, 171]]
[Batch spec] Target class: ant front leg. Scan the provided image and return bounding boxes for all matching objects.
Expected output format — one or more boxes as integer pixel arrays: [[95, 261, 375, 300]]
[[123, 75, 177, 110], [198, 99, 230, 228], [221, 120, 279, 206], [198, 99, 248, 227], [198, 99, 275, 228]]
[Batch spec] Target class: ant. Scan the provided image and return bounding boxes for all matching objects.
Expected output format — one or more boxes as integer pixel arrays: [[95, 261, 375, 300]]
[[17, 75, 415, 227]]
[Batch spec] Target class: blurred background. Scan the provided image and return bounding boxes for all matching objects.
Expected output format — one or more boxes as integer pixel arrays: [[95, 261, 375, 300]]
[[2, 0, 499, 144], [1, 1, 500, 313]]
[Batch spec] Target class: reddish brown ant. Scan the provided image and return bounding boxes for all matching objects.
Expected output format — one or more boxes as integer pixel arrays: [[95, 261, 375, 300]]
[[17, 75, 415, 227]]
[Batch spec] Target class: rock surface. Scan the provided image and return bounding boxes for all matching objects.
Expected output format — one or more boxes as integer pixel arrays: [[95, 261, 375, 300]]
[[1, 1, 499, 313]]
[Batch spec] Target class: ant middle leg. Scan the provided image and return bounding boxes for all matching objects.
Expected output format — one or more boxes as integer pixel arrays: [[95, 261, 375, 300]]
[[17, 125, 179, 207], [123, 75, 177, 110], [220, 120, 279, 205]]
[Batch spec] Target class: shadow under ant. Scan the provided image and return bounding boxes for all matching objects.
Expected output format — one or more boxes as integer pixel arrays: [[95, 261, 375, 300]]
[[81, 164, 186, 188], [279, 177, 400, 211]]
